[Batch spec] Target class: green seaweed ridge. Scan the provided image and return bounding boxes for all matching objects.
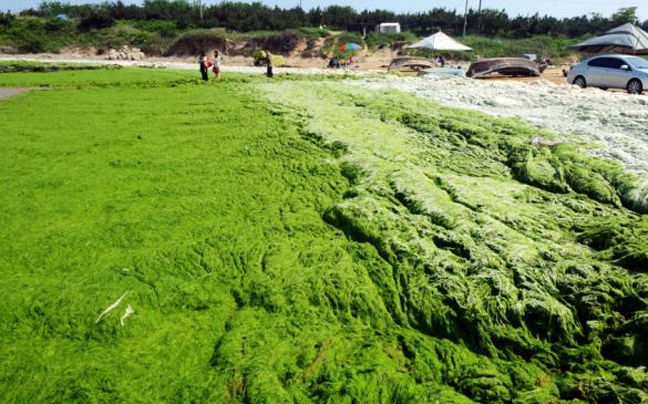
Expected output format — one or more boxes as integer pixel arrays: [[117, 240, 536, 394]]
[[262, 82, 648, 403]]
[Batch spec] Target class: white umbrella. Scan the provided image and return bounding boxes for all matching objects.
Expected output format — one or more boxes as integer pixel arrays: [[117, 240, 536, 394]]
[[406, 31, 472, 52]]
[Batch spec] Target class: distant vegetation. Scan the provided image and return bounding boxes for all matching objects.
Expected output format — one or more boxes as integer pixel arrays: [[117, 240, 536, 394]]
[[8, 1, 646, 36], [0, 1, 645, 59], [401, 35, 582, 62]]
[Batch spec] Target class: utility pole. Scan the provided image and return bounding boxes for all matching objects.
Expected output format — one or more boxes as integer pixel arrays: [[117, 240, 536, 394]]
[[197, 0, 203, 21], [477, 0, 482, 33], [463, 0, 469, 36]]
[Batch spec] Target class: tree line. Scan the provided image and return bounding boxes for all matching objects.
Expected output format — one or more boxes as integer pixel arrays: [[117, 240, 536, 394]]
[[6, 1, 647, 38]]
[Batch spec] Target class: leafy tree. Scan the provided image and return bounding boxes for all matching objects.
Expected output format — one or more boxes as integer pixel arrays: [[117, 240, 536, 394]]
[[78, 10, 115, 31], [0, 11, 14, 26], [321, 6, 356, 28], [477, 9, 509, 36], [611, 7, 639, 25]]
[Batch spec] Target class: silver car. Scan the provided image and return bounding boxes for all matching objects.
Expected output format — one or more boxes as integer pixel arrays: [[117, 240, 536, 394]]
[[567, 54, 648, 94]]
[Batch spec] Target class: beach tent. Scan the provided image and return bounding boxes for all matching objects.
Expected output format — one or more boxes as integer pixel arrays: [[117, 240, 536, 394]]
[[405, 31, 472, 52], [568, 23, 648, 55]]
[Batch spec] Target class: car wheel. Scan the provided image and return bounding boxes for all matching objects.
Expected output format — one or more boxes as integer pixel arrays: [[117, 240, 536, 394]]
[[573, 76, 586, 88], [627, 79, 643, 95]]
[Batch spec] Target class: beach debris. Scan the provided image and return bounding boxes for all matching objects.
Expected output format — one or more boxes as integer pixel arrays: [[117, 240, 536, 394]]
[[120, 304, 134, 326], [95, 291, 129, 324], [531, 136, 556, 148]]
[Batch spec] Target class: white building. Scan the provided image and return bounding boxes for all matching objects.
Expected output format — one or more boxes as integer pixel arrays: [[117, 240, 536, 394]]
[[378, 23, 401, 34]]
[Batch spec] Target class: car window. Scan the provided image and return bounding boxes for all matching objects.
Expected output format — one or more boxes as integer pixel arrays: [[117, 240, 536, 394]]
[[605, 58, 624, 69], [626, 56, 648, 69], [587, 58, 607, 67], [587, 57, 624, 69]]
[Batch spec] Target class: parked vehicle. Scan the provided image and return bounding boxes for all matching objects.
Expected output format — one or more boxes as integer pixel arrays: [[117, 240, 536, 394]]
[[567, 54, 648, 94]]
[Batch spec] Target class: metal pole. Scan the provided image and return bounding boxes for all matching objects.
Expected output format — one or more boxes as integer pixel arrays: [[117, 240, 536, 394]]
[[463, 0, 469, 36], [477, 0, 482, 32]]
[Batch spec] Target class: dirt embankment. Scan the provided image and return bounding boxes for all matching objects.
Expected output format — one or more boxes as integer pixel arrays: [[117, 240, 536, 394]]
[[166, 32, 324, 59]]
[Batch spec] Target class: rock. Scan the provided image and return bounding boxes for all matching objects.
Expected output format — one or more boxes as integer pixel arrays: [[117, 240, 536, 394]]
[[105, 46, 145, 61], [131, 52, 145, 61], [0, 45, 18, 54], [107, 49, 119, 60]]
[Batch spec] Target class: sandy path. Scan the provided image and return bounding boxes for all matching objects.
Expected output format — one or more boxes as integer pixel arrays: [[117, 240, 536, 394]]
[[0, 87, 32, 100], [0, 54, 571, 80], [0, 55, 379, 76]]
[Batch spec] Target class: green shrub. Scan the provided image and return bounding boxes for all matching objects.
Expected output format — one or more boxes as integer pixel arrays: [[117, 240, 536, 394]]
[[165, 29, 227, 56], [298, 26, 330, 38], [462, 34, 581, 61], [83, 24, 159, 54], [246, 31, 306, 54], [132, 20, 177, 37], [78, 12, 115, 32], [334, 31, 364, 46], [321, 31, 365, 57], [0, 11, 13, 26], [3, 17, 73, 53], [364, 31, 417, 50]]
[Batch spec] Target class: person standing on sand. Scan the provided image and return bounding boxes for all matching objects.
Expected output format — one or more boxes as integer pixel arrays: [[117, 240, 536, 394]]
[[198, 51, 209, 81], [264, 49, 273, 78], [212, 50, 222, 80]]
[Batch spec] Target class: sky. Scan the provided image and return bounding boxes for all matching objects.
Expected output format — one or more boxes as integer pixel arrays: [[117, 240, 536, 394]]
[[2, 0, 647, 21]]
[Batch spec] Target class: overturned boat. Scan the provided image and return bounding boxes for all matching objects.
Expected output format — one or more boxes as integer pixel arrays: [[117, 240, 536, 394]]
[[388, 56, 435, 72], [466, 58, 545, 78]]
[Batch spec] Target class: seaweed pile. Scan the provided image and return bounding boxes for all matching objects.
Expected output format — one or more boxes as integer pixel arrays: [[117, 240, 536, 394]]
[[258, 82, 648, 403], [1, 69, 647, 403]]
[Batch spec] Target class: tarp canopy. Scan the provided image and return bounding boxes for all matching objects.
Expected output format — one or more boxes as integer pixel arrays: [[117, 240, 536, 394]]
[[406, 31, 472, 52], [568, 23, 648, 55]]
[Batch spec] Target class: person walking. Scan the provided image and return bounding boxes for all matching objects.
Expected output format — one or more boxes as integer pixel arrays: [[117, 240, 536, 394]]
[[212, 50, 222, 80], [264, 49, 273, 78], [198, 51, 209, 81]]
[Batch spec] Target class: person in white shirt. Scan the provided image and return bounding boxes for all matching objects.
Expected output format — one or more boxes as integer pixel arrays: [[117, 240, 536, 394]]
[[212, 50, 222, 80]]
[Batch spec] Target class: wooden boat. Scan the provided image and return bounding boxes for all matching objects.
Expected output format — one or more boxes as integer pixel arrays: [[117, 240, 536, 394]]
[[388, 56, 435, 72], [466, 58, 545, 78]]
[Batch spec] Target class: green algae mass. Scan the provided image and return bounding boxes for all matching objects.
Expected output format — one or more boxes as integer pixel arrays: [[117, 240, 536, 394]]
[[1, 68, 647, 403]]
